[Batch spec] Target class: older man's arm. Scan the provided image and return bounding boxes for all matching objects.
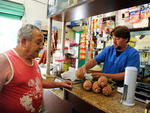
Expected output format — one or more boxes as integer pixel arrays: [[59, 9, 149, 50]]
[[42, 79, 73, 89], [0, 54, 12, 91]]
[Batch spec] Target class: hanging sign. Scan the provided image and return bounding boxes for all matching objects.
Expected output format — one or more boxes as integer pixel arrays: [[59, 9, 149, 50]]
[[129, 6, 140, 23], [80, 33, 87, 60]]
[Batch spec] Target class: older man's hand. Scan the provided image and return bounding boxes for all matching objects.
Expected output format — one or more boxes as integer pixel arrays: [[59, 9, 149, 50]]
[[62, 80, 73, 88]]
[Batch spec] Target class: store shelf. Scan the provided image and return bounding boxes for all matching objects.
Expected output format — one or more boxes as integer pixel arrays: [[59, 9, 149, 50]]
[[131, 30, 150, 36], [138, 50, 150, 53], [48, 0, 93, 21], [49, 0, 149, 22], [130, 27, 150, 32]]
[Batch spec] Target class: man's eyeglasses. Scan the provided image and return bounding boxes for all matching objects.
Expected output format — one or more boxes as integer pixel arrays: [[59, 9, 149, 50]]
[[112, 36, 120, 41]]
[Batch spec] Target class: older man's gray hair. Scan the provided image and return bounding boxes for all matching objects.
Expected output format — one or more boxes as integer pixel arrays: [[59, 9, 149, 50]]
[[17, 24, 40, 44]]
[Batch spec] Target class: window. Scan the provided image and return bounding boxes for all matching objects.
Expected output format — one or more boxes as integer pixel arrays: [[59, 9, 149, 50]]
[[0, 17, 22, 53]]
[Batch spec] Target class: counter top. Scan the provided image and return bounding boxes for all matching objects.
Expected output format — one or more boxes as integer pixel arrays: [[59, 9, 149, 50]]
[[50, 83, 145, 113]]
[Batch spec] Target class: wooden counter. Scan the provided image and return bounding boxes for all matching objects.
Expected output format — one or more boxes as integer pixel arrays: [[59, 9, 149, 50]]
[[48, 84, 145, 113]]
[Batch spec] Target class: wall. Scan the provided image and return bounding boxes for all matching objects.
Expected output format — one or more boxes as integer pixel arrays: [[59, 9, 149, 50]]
[[22, 0, 48, 28], [9, 0, 62, 29]]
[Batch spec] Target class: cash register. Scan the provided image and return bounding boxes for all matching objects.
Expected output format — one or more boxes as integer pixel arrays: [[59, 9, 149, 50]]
[[135, 65, 150, 102]]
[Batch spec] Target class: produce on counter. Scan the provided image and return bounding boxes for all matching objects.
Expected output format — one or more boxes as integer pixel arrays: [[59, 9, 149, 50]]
[[108, 78, 117, 90], [82, 76, 116, 96], [102, 84, 112, 96], [83, 80, 93, 91], [98, 76, 108, 88], [75, 67, 85, 79], [92, 81, 101, 93]]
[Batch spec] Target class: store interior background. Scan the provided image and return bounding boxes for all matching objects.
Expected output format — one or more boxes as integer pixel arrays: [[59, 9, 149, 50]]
[[0, 0, 150, 71]]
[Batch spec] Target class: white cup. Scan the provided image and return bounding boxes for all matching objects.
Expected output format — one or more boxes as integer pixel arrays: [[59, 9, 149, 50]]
[[121, 67, 138, 106]]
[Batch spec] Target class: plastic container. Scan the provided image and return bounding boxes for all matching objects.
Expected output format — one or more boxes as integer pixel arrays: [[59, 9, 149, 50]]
[[121, 67, 138, 106]]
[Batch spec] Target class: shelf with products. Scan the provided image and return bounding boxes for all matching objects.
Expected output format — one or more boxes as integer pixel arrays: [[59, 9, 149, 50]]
[[138, 49, 150, 53], [130, 17, 150, 36], [138, 49, 150, 66], [131, 29, 150, 35], [41, 30, 48, 36], [41, 30, 48, 41], [130, 27, 150, 32], [48, 0, 149, 22]]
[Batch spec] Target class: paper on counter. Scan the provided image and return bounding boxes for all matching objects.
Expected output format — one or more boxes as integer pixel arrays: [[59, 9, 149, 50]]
[[84, 73, 93, 80], [61, 67, 76, 81], [61, 67, 94, 81]]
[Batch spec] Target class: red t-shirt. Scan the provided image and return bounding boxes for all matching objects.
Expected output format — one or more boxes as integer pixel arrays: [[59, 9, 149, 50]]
[[0, 50, 43, 113]]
